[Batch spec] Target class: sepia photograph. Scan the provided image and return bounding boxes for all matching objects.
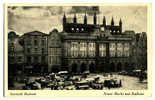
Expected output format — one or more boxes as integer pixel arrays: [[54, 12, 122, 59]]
[[4, 3, 152, 97]]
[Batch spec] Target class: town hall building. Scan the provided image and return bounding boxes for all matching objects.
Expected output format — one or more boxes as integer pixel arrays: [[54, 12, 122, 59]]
[[9, 12, 141, 74]]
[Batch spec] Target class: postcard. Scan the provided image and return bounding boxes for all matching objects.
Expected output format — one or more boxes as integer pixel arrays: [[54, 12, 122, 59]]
[[4, 3, 152, 97]]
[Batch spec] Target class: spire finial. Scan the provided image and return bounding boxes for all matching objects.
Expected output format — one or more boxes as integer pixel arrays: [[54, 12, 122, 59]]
[[84, 12, 87, 24], [73, 13, 77, 23], [103, 16, 106, 26], [111, 16, 114, 26], [94, 11, 97, 25], [119, 18, 122, 25]]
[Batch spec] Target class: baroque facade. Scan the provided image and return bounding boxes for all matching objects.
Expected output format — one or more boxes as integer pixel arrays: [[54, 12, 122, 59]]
[[8, 13, 147, 74]]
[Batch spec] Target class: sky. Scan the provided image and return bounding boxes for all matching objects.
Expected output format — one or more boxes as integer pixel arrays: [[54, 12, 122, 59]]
[[7, 6, 147, 35]]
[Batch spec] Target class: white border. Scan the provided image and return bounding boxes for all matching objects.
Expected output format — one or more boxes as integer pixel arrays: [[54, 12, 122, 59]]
[[0, 0, 154, 100]]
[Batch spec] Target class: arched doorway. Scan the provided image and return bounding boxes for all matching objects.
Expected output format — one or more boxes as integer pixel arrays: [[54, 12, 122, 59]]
[[117, 62, 122, 72], [130, 63, 135, 70], [110, 63, 115, 72], [72, 63, 77, 73], [100, 63, 106, 72], [124, 62, 129, 71], [81, 63, 86, 73], [89, 63, 95, 73]]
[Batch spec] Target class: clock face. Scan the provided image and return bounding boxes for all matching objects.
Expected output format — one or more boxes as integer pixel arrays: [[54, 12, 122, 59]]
[[101, 27, 105, 31]]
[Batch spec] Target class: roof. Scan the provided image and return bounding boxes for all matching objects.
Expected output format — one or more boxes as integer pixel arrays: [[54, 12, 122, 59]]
[[23, 30, 48, 36]]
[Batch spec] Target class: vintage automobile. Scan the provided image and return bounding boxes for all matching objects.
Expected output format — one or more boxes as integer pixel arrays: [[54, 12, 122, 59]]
[[64, 81, 73, 86], [81, 71, 90, 78], [89, 77, 104, 90], [75, 80, 90, 90], [104, 78, 122, 88]]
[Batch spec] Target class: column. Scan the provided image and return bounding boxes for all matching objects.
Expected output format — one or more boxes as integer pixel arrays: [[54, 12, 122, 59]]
[[115, 43, 117, 57], [86, 63, 89, 71], [87, 42, 89, 57], [68, 63, 72, 73]]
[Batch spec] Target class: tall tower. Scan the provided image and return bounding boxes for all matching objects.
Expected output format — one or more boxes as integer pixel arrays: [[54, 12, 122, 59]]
[[94, 12, 97, 25], [119, 18, 122, 33], [84, 12, 87, 24], [63, 13, 66, 32], [103, 16, 106, 26], [73, 13, 77, 23], [111, 17, 114, 26]]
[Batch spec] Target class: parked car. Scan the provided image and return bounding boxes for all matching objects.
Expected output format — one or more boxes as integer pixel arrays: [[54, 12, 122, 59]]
[[104, 78, 122, 88], [75, 80, 90, 90], [64, 81, 73, 86]]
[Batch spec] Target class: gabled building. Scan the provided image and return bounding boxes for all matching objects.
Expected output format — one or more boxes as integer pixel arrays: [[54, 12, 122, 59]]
[[20, 31, 48, 74]]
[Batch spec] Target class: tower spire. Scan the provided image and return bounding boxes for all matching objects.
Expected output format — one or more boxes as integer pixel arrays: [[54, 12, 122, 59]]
[[103, 16, 106, 26], [73, 13, 77, 23], [94, 12, 97, 25], [84, 12, 87, 24], [119, 18, 122, 26], [111, 17, 114, 26], [63, 12, 66, 24], [119, 18, 122, 33], [63, 12, 67, 32]]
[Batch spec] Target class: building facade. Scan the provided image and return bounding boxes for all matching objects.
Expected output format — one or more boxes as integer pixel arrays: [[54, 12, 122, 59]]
[[10, 13, 147, 74], [20, 31, 48, 73], [8, 31, 24, 75], [60, 13, 134, 73]]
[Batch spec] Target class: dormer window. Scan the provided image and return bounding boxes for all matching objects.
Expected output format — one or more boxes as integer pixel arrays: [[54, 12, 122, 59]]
[[76, 28, 79, 32], [81, 28, 84, 31], [71, 28, 74, 31]]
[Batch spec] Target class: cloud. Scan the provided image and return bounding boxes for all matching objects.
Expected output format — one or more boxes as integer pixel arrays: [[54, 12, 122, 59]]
[[7, 6, 147, 35]]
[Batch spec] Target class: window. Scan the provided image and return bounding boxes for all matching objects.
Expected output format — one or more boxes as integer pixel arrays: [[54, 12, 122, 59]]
[[41, 56, 45, 63], [117, 43, 123, 57], [67, 42, 71, 57], [34, 40, 38, 46], [27, 56, 31, 63], [27, 48, 30, 53], [99, 43, 106, 57], [18, 56, 22, 62], [81, 28, 84, 31], [42, 48, 44, 54], [109, 43, 116, 57], [76, 28, 79, 32], [71, 28, 74, 31], [124, 43, 130, 57], [27, 39, 31, 45], [35, 48, 38, 53], [42, 39, 45, 46], [71, 42, 78, 57], [34, 56, 39, 63], [88, 42, 96, 57], [80, 42, 87, 57]]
